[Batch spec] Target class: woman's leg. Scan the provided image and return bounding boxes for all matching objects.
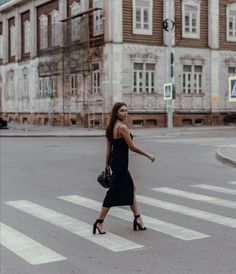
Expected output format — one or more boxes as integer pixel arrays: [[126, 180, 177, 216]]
[[96, 207, 110, 232], [130, 185, 145, 228]]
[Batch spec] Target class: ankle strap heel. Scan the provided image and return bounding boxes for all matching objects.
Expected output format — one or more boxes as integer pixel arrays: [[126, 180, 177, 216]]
[[133, 214, 146, 231], [93, 219, 106, 235]]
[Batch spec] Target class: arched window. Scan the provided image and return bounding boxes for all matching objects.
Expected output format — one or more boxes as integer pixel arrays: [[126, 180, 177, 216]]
[[70, 2, 80, 41], [51, 10, 60, 46], [39, 14, 48, 49], [24, 20, 31, 53]]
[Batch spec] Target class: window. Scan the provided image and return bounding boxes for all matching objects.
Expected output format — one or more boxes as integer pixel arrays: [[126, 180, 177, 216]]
[[39, 14, 48, 49], [51, 76, 57, 96], [93, 0, 103, 35], [24, 20, 30, 53], [51, 10, 60, 46], [92, 64, 100, 93], [10, 25, 16, 56], [182, 64, 202, 94], [38, 77, 53, 97], [71, 2, 80, 41], [133, 0, 152, 35], [227, 4, 236, 42], [0, 34, 3, 59], [70, 74, 78, 95], [133, 63, 155, 93], [182, 0, 200, 39]]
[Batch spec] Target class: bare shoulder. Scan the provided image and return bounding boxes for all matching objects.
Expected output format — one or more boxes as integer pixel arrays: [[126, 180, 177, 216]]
[[120, 124, 129, 133]]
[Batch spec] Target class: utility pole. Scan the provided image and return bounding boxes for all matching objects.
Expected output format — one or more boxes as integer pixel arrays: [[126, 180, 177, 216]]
[[167, 0, 173, 130]]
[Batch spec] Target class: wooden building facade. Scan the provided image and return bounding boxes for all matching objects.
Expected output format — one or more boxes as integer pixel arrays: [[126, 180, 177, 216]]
[[0, 0, 235, 128]]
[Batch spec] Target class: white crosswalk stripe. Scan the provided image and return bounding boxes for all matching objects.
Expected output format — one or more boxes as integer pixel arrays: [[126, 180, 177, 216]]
[[152, 187, 236, 209], [136, 195, 236, 229], [192, 184, 236, 195], [228, 181, 236, 185], [0, 222, 66, 265], [5, 200, 143, 252], [58, 195, 210, 241]]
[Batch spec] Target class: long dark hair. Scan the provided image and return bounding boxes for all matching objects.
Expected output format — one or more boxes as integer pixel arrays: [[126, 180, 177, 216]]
[[106, 102, 127, 142]]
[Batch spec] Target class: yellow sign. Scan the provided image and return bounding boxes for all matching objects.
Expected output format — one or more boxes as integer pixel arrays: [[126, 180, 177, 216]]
[[229, 75, 236, 102]]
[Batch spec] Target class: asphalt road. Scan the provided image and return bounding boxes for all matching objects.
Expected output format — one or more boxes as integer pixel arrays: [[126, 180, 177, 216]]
[[1, 132, 236, 274]]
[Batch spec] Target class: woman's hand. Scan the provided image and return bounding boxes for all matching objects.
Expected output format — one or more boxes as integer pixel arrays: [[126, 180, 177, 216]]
[[105, 164, 110, 171], [148, 154, 155, 162]]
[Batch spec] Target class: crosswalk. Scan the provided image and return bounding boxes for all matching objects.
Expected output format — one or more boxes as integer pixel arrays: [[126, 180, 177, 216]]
[[1, 181, 236, 266]]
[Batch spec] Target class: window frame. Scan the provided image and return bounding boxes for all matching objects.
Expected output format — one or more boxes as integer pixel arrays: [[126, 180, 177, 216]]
[[10, 25, 16, 56], [132, 0, 153, 35], [92, 63, 100, 94], [51, 10, 60, 46], [24, 20, 31, 53], [182, 64, 203, 94], [39, 14, 48, 49], [93, 0, 103, 36], [182, 0, 201, 39], [70, 2, 81, 41], [226, 3, 236, 42], [70, 74, 78, 95], [133, 62, 155, 93]]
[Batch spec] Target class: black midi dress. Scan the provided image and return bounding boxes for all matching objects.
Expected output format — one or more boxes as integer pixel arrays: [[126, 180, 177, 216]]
[[102, 134, 134, 208]]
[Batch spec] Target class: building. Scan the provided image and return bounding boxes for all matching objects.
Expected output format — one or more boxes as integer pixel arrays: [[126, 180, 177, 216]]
[[0, 0, 236, 128]]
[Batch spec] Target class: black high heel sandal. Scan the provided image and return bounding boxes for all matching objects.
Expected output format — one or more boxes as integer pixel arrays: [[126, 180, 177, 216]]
[[93, 219, 106, 235], [133, 214, 147, 231]]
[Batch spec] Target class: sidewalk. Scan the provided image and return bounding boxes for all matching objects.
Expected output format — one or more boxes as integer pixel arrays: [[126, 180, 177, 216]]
[[1, 122, 236, 167]]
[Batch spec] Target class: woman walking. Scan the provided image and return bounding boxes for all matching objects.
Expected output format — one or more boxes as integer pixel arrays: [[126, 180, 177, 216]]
[[93, 102, 155, 234]]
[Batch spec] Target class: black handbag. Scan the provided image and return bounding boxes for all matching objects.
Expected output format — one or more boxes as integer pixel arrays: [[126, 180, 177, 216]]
[[97, 170, 111, 188]]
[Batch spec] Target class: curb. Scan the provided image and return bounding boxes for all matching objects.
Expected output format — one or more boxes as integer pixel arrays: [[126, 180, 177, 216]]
[[216, 147, 236, 168], [0, 134, 105, 138]]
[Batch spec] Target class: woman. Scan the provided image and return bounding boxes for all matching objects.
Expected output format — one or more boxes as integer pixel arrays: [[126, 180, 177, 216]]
[[93, 102, 155, 234]]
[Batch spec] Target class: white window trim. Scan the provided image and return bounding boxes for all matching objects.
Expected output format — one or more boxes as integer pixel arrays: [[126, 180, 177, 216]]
[[70, 74, 78, 95], [92, 63, 100, 94], [226, 3, 236, 42], [70, 2, 81, 41], [132, 0, 153, 35], [93, 0, 103, 36], [182, 0, 201, 39], [0, 34, 3, 59], [39, 14, 48, 49], [51, 10, 60, 46], [182, 64, 203, 94], [10, 25, 16, 56], [132, 62, 156, 93], [24, 20, 31, 53]]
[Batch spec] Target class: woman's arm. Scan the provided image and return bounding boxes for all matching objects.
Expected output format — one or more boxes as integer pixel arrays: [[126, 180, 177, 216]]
[[105, 137, 111, 169], [120, 125, 155, 162]]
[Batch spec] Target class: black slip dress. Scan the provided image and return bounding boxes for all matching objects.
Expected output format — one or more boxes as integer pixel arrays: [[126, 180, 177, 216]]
[[102, 133, 134, 208]]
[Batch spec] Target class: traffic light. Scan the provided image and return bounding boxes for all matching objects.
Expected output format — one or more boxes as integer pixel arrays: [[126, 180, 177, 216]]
[[171, 52, 174, 78]]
